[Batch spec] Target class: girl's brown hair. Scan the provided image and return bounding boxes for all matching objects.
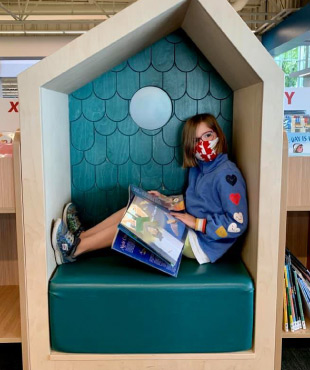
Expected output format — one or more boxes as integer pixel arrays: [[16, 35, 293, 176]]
[[182, 113, 227, 168]]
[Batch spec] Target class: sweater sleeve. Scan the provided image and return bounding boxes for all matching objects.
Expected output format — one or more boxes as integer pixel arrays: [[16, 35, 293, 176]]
[[195, 170, 248, 240]]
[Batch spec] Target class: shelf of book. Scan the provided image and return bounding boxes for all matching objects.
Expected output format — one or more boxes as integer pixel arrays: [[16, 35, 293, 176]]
[[282, 316, 310, 339], [0, 285, 21, 343]]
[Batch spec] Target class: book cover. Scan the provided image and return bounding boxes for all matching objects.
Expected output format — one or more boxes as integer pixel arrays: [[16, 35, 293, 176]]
[[298, 277, 310, 319], [283, 277, 289, 332], [284, 265, 294, 331], [294, 270, 306, 330], [112, 229, 182, 277], [119, 190, 187, 266]]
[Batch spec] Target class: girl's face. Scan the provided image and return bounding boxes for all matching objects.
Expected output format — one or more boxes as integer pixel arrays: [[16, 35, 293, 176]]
[[195, 121, 218, 144]]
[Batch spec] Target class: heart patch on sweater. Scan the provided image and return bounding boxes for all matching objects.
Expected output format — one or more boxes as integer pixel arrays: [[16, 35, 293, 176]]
[[229, 193, 241, 205], [215, 226, 227, 238], [226, 174, 237, 186], [228, 222, 240, 233], [233, 212, 243, 224]]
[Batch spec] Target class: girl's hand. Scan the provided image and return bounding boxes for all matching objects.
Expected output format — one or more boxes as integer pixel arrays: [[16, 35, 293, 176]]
[[170, 212, 196, 229], [148, 190, 161, 197]]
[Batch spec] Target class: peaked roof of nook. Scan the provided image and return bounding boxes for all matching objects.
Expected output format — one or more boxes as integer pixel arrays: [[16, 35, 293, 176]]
[[18, 0, 282, 94]]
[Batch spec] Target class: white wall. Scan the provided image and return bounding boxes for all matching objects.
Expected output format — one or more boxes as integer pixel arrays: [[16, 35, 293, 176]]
[[41, 88, 71, 278]]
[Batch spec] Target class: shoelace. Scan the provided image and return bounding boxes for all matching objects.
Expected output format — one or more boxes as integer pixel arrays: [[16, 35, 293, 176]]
[[63, 228, 75, 244]]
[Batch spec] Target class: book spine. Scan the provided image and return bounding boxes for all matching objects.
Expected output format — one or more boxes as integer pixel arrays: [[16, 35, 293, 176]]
[[287, 258, 301, 330], [287, 265, 298, 331], [283, 276, 289, 332], [294, 270, 306, 330], [284, 266, 294, 332]]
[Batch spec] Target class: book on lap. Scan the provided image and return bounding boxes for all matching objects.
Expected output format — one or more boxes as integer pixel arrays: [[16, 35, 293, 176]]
[[112, 185, 187, 277]]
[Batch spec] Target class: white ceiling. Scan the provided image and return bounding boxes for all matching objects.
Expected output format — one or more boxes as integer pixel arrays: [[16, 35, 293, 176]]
[[0, 0, 307, 35]]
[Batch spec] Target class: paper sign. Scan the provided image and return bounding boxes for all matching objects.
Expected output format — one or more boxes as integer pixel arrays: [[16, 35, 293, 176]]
[[284, 88, 310, 112], [286, 132, 310, 157]]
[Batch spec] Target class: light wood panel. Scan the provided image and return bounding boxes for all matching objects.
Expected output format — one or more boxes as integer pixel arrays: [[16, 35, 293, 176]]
[[0, 208, 15, 214], [287, 156, 310, 210], [0, 213, 18, 285], [13, 130, 29, 370], [0, 285, 21, 343], [49, 350, 255, 361], [274, 133, 289, 370], [0, 156, 15, 212], [286, 212, 309, 267]]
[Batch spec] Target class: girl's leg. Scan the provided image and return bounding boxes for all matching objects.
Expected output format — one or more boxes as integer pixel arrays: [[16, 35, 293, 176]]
[[74, 223, 118, 257], [80, 207, 126, 239]]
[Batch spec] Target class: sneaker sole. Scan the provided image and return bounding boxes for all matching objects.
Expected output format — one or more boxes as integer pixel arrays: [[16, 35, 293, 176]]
[[62, 202, 72, 228], [51, 218, 64, 265]]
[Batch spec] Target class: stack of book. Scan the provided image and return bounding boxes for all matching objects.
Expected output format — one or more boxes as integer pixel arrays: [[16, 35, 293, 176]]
[[283, 249, 310, 332]]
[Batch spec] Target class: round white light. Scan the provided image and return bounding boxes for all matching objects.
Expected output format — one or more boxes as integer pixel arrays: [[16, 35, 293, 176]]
[[129, 87, 172, 130]]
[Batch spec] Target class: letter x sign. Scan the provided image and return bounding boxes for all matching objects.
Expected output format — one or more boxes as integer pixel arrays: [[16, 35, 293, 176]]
[[8, 101, 19, 113]]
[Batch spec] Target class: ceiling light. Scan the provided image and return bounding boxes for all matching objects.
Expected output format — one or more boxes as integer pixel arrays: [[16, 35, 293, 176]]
[[64, 31, 87, 34], [0, 31, 24, 34], [25, 31, 64, 34]]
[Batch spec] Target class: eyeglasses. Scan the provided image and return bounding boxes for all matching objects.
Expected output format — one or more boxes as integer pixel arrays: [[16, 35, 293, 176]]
[[195, 131, 215, 143]]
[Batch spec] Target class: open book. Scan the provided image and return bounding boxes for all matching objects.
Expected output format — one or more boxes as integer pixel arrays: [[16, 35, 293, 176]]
[[112, 185, 187, 277]]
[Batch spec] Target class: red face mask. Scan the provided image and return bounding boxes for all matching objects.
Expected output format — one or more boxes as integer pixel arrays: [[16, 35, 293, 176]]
[[194, 137, 219, 162]]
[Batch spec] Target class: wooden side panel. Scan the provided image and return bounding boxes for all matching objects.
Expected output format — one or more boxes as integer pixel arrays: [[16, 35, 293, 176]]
[[0, 157, 15, 212], [233, 84, 262, 281], [0, 286, 21, 343], [287, 156, 310, 210], [286, 212, 309, 267], [274, 133, 288, 370], [13, 130, 30, 370], [0, 214, 18, 285], [41, 89, 71, 279]]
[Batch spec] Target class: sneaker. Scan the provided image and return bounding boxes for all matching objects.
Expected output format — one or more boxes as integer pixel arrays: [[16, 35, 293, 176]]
[[62, 202, 83, 236], [51, 218, 80, 265]]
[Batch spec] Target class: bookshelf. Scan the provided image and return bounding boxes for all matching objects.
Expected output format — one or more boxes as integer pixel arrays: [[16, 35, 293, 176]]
[[282, 316, 310, 339], [0, 134, 22, 346], [275, 134, 310, 370], [0, 286, 21, 343]]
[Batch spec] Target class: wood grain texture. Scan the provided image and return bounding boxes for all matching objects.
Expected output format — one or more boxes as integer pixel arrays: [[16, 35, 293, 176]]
[[274, 133, 289, 370], [13, 130, 29, 370], [49, 350, 255, 361], [286, 212, 309, 267], [0, 213, 18, 285], [0, 157, 15, 211], [287, 156, 310, 210], [0, 285, 21, 343]]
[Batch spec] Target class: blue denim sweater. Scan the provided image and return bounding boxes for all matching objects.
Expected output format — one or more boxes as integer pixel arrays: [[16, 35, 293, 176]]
[[185, 153, 248, 262]]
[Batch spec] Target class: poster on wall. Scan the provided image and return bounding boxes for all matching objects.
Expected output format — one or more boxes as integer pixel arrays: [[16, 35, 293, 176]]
[[284, 88, 310, 157], [0, 98, 19, 132]]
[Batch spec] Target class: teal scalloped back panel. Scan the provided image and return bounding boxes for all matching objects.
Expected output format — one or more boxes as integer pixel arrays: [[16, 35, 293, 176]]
[[69, 29, 233, 227]]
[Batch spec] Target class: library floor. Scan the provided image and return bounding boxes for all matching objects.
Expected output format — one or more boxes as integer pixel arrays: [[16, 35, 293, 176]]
[[1, 341, 310, 370]]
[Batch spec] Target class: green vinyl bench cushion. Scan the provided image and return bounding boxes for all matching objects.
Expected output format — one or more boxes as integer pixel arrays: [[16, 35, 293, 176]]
[[49, 250, 254, 353]]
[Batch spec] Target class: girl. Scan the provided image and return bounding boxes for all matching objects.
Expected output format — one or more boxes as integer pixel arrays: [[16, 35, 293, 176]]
[[52, 113, 248, 265]]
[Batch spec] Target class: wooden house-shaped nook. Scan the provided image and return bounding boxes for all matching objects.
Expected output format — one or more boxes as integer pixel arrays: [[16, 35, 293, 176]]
[[17, 1, 284, 369]]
